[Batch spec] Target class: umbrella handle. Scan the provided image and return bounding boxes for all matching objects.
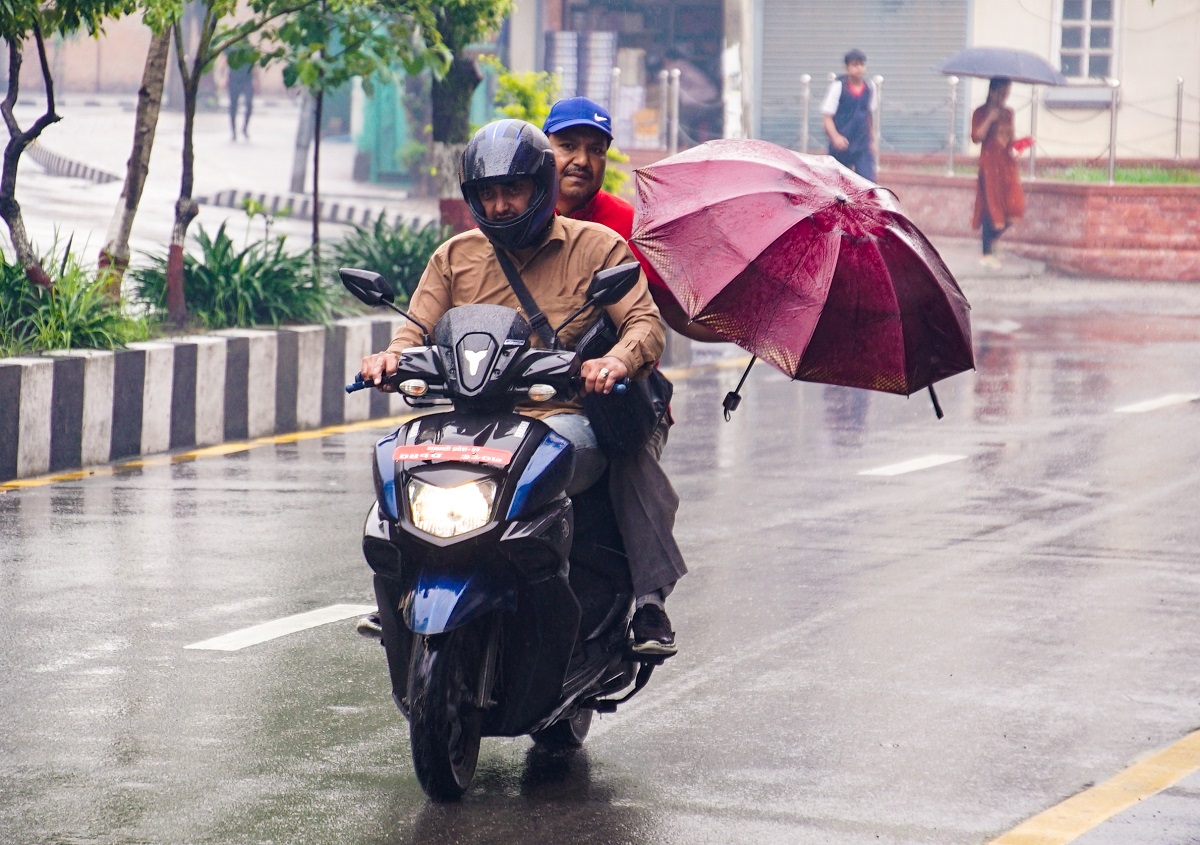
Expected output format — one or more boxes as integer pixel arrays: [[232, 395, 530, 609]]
[[723, 356, 757, 421], [928, 384, 944, 419]]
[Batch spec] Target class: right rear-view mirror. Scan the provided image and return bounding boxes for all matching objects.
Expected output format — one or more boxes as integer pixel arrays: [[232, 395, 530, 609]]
[[587, 262, 642, 306]]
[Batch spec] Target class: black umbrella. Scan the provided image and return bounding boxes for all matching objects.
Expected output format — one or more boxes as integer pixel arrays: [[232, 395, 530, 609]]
[[938, 47, 1067, 86]]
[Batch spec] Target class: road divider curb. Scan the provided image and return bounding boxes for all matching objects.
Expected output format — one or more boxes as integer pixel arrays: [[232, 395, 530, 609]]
[[0, 317, 410, 484]]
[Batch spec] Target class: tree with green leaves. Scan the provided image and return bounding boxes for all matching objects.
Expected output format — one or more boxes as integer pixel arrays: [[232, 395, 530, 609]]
[[0, 0, 137, 288], [161, 0, 446, 325], [426, 0, 511, 224], [255, 0, 448, 264], [98, 2, 179, 293]]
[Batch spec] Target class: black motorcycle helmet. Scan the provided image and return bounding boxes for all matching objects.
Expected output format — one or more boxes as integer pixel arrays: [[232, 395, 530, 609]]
[[460, 119, 559, 251]]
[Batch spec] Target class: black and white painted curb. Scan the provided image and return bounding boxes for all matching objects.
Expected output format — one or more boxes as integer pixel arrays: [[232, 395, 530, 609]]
[[27, 141, 121, 185], [195, 189, 436, 229], [0, 317, 410, 483]]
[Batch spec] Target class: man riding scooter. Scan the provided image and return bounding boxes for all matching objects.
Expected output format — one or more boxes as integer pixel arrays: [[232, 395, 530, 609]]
[[359, 118, 680, 655]]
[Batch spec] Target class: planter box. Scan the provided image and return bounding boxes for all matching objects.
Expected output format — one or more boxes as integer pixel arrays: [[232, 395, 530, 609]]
[[882, 170, 1200, 281]]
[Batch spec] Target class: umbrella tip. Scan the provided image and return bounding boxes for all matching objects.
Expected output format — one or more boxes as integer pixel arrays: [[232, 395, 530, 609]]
[[836, 193, 849, 203]]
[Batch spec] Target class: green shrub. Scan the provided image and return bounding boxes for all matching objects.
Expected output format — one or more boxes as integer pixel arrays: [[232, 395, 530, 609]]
[[331, 216, 448, 303], [133, 224, 334, 329], [0, 250, 151, 357]]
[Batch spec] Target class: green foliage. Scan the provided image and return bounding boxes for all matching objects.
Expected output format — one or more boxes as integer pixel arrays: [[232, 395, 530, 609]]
[[133, 224, 335, 329], [0, 0, 140, 41], [485, 55, 557, 126], [0, 250, 152, 357], [331, 216, 449, 303], [1050, 165, 1200, 184], [249, 0, 450, 94]]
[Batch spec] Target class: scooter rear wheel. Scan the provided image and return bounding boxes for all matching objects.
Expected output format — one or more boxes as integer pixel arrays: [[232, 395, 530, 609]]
[[530, 708, 593, 750], [408, 628, 484, 801]]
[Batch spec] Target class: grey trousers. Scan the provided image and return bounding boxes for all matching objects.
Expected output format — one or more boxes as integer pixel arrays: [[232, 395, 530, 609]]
[[607, 416, 688, 597]]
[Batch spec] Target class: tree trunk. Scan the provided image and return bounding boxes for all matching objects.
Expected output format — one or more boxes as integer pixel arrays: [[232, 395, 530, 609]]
[[99, 29, 171, 296], [289, 91, 315, 194], [165, 21, 205, 326], [312, 87, 322, 263], [431, 54, 479, 145], [430, 54, 480, 231], [0, 30, 60, 289]]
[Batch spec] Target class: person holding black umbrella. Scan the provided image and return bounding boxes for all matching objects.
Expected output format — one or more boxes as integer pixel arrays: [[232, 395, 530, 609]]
[[971, 77, 1026, 269]]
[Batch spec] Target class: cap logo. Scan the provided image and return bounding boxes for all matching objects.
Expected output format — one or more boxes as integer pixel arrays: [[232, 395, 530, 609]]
[[593, 113, 609, 123]]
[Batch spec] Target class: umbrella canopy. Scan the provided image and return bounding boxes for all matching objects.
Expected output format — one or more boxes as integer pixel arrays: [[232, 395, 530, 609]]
[[631, 139, 973, 398], [938, 47, 1067, 86]]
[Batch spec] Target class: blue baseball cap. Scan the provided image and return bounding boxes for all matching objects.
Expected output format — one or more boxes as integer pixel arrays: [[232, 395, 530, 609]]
[[542, 97, 614, 141]]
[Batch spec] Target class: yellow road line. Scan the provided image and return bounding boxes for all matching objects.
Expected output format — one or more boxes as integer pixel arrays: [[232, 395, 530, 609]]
[[0, 356, 751, 494], [990, 727, 1200, 844], [0, 413, 416, 492]]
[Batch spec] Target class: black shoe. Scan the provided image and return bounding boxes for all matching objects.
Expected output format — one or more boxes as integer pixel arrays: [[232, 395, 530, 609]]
[[631, 604, 677, 657], [356, 613, 382, 639]]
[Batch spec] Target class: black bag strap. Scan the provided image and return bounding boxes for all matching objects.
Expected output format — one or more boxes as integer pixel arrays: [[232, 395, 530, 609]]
[[493, 246, 554, 346]]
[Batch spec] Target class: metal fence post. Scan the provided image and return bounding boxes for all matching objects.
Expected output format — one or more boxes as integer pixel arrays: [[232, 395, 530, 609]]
[[658, 69, 670, 149], [946, 75, 958, 176], [872, 75, 884, 171], [1028, 85, 1039, 182], [799, 73, 811, 153], [1176, 76, 1185, 161], [1108, 78, 1120, 185], [669, 68, 681, 155]]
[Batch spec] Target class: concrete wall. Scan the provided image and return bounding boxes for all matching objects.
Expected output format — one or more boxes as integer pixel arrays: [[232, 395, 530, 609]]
[[885, 170, 1200, 281], [0, 318, 410, 484]]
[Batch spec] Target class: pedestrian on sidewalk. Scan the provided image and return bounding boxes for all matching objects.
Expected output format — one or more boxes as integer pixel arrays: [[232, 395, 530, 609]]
[[821, 48, 878, 183], [227, 62, 255, 141], [971, 77, 1025, 270]]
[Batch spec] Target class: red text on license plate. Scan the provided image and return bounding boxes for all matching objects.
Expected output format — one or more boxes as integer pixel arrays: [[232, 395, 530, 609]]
[[392, 444, 514, 466]]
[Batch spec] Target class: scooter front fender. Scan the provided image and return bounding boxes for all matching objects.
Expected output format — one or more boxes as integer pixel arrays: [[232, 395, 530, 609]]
[[403, 565, 517, 635]]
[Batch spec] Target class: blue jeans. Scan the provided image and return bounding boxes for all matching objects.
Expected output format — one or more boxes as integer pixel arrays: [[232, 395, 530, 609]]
[[544, 413, 607, 496]]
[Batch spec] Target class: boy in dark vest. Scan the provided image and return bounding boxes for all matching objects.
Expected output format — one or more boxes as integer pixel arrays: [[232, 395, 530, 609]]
[[821, 49, 878, 182]]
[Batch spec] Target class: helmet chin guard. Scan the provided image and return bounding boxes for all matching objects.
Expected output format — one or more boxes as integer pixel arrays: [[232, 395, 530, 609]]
[[460, 120, 559, 251]]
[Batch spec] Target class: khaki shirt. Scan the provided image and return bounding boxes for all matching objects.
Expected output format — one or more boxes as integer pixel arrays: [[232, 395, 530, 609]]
[[387, 216, 665, 415]]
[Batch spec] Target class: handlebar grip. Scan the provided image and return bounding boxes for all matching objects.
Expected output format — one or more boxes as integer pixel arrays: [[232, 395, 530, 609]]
[[345, 373, 371, 394]]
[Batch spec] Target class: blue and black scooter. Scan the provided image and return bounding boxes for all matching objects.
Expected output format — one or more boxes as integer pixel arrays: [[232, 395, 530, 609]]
[[341, 264, 666, 801]]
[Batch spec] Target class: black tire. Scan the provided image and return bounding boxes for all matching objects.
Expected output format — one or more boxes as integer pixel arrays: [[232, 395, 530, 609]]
[[530, 708, 593, 751], [408, 628, 484, 801]]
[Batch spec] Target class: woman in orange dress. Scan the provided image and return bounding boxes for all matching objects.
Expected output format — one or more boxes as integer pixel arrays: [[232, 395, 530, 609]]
[[971, 78, 1025, 268]]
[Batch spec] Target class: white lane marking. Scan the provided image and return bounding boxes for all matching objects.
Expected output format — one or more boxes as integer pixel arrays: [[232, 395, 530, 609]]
[[185, 603, 377, 651], [1114, 394, 1200, 414], [974, 319, 1022, 334], [858, 454, 967, 477]]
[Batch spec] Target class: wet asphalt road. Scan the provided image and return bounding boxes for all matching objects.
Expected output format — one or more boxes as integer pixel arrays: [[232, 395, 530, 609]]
[[4, 270, 1200, 844]]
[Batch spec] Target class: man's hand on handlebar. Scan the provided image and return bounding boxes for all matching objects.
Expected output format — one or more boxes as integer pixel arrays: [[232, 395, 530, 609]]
[[580, 356, 628, 396], [361, 351, 400, 392]]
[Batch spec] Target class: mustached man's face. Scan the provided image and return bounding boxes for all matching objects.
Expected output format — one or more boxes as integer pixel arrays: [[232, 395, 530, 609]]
[[478, 178, 535, 221], [550, 126, 609, 214]]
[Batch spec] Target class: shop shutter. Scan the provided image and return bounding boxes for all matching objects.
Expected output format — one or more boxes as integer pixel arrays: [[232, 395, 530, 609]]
[[759, 0, 968, 155]]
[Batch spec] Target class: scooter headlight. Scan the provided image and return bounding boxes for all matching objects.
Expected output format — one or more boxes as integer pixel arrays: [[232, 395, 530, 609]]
[[407, 477, 497, 538]]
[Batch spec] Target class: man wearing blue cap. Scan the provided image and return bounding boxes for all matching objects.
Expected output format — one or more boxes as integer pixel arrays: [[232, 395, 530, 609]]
[[540, 97, 723, 657]]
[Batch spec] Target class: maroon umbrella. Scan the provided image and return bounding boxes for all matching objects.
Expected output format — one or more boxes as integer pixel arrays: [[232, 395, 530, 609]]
[[631, 139, 973, 415]]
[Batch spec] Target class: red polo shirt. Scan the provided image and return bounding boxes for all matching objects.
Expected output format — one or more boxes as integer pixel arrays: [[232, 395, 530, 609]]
[[566, 190, 671, 302]]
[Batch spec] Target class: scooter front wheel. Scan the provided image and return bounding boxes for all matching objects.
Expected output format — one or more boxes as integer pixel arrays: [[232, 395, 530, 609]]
[[408, 627, 484, 801]]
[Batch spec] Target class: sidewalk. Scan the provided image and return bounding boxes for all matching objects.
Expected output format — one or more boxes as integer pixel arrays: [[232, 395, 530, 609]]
[[11, 94, 437, 264]]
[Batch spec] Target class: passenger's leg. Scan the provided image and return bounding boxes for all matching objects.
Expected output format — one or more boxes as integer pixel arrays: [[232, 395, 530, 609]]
[[608, 416, 686, 656]]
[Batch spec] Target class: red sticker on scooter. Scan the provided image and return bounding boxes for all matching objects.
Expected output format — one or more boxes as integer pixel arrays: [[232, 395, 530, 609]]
[[392, 444, 514, 466]]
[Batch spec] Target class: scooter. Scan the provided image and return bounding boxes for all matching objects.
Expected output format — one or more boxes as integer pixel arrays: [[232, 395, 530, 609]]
[[341, 264, 666, 801]]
